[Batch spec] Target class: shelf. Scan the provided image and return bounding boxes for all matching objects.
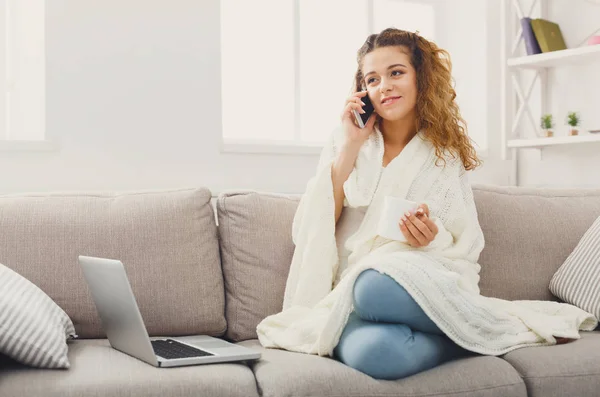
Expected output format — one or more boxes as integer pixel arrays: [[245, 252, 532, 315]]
[[507, 134, 600, 149], [507, 45, 600, 69]]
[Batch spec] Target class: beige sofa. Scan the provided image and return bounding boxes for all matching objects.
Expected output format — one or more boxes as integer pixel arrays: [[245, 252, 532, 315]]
[[0, 185, 599, 397]]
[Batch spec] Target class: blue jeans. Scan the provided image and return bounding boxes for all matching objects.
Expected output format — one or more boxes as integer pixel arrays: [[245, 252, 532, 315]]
[[333, 269, 472, 380]]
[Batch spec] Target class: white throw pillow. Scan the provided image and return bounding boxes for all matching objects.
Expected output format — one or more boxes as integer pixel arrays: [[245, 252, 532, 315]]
[[550, 216, 600, 321], [0, 263, 77, 368]]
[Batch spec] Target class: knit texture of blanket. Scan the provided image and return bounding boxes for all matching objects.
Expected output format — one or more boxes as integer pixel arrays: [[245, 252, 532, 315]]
[[257, 127, 598, 356]]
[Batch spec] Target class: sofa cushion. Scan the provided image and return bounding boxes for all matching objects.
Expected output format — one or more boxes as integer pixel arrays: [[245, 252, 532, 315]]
[[501, 331, 600, 397], [0, 188, 226, 338], [238, 339, 527, 397], [0, 339, 259, 397], [473, 185, 600, 301], [217, 191, 299, 341], [0, 263, 76, 368], [549, 216, 600, 319]]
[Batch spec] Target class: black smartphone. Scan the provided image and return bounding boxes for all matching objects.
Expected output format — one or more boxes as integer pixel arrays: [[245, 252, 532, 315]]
[[353, 92, 375, 128]]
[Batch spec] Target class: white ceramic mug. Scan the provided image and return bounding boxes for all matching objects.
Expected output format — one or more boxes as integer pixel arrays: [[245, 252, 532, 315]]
[[377, 196, 419, 242]]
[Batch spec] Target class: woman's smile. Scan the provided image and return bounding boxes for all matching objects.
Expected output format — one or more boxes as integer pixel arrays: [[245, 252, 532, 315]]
[[381, 96, 402, 106]]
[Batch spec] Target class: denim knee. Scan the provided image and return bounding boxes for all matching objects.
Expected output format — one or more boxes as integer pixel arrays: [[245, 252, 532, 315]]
[[353, 269, 403, 317], [337, 322, 420, 380]]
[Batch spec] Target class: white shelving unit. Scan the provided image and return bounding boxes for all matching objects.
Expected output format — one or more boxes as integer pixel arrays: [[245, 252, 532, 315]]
[[500, 0, 600, 185], [507, 44, 600, 69], [507, 133, 600, 148]]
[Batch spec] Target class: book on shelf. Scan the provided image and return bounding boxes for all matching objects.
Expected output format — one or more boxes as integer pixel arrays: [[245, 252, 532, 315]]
[[531, 18, 567, 53], [521, 17, 542, 55]]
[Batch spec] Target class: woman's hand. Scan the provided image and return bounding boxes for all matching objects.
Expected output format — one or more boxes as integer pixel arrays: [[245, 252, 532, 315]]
[[340, 91, 377, 148], [398, 204, 439, 248]]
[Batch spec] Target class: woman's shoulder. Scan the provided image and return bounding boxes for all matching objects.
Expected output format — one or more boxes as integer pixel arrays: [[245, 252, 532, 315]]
[[423, 141, 465, 175]]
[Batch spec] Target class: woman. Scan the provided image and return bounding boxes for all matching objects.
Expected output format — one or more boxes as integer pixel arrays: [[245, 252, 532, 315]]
[[256, 28, 597, 381], [331, 27, 480, 379]]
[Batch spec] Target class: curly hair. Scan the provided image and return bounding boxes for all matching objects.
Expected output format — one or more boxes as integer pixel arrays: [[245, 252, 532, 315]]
[[354, 28, 481, 171]]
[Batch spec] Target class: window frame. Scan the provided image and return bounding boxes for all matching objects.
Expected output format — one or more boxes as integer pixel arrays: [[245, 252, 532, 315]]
[[220, 0, 376, 155], [221, 0, 487, 157], [0, 0, 53, 152]]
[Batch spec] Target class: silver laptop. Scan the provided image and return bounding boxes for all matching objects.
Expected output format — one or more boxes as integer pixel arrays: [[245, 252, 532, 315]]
[[78, 255, 261, 368]]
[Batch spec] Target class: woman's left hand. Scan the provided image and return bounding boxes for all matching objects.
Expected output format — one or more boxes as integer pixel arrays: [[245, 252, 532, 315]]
[[399, 204, 439, 248]]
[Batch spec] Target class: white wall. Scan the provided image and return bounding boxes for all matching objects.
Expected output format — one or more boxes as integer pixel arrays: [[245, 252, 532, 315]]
[[3, 0, 564, 196]]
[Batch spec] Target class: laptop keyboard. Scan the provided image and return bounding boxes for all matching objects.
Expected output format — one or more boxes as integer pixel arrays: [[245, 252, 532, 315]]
[[151, 339, 214, 360]]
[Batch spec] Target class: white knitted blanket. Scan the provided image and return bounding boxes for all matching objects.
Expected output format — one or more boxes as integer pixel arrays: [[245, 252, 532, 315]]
[[257, 128, 598, 356]]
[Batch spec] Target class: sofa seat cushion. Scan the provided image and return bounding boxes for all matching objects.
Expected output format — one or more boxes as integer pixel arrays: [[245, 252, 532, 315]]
[[501, 331, 600, 397], [238, 340, 527, 397], [0, 339, 259, 397]]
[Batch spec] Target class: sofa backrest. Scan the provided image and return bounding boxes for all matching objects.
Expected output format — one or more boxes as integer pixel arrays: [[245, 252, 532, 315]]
[[217, 185, 600, 341], [0, 188, 226, 338], [216, 191, 299, 341]]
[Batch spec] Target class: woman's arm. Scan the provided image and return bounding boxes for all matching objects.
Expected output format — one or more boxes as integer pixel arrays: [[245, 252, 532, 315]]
[[331, 143, 362, 223]]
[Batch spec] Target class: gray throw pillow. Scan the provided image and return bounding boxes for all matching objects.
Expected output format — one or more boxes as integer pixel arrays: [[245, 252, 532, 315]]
[[549, 216, 600, 320], [0, 263, 77, 368]]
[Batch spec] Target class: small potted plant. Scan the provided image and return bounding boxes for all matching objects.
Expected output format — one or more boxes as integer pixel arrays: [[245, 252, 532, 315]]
[[540, 114, 554, 137], [566, 111, 580, 136]]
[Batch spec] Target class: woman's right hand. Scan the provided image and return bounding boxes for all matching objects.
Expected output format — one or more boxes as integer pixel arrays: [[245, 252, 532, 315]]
[[340, 91, 377, 148]]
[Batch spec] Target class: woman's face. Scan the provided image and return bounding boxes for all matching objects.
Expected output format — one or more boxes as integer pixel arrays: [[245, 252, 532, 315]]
[[361, 46, 417, 124]]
